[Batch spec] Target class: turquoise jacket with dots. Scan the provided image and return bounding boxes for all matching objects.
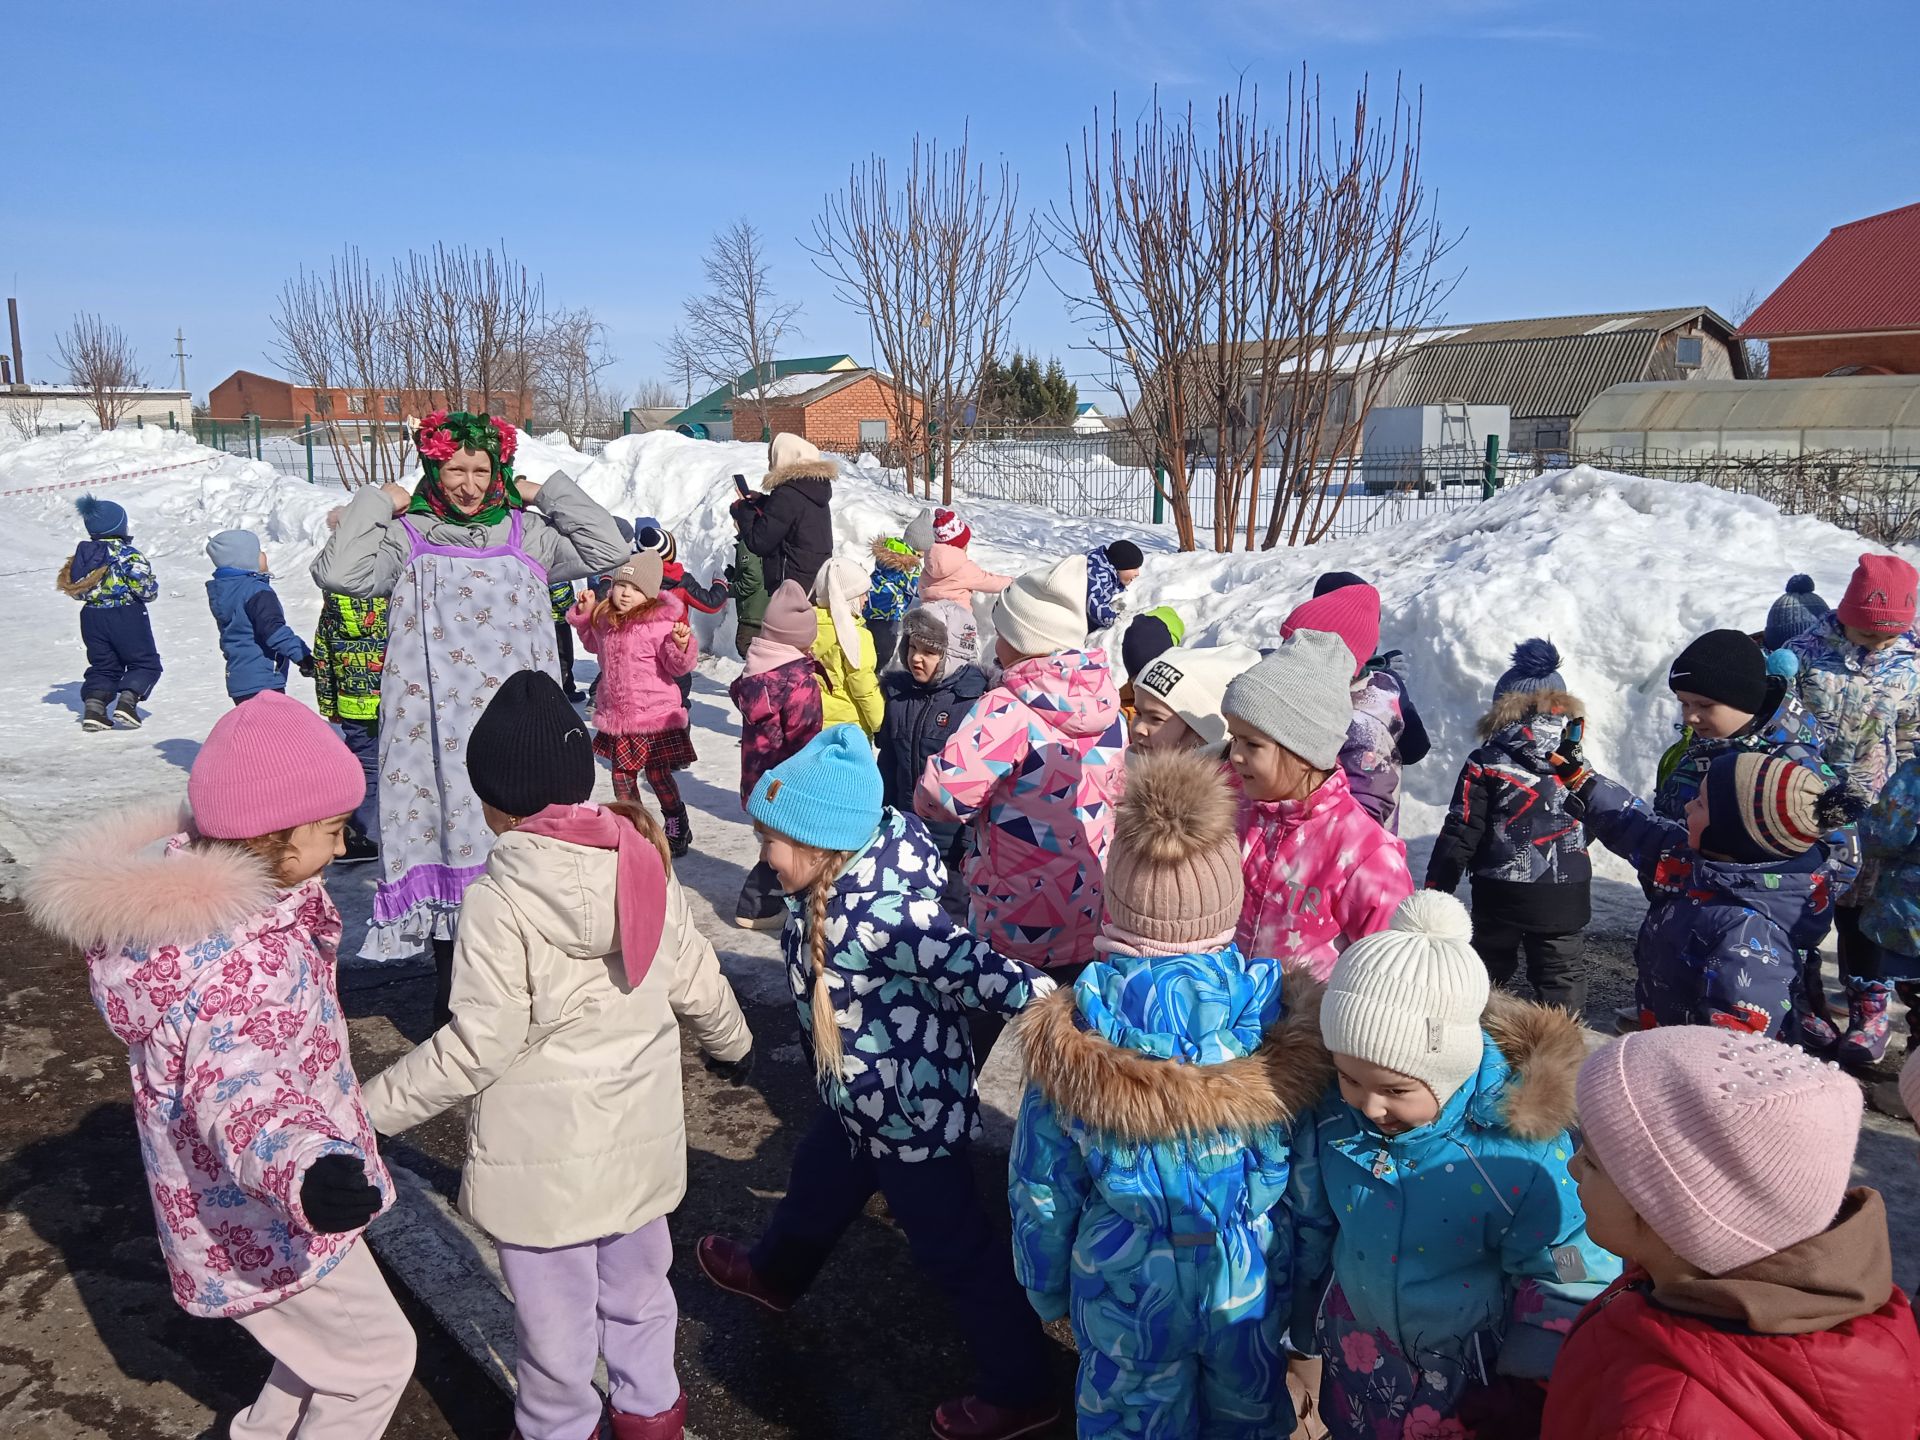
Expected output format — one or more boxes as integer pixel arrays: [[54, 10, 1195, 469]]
[[1298, 996, 1619, 1379]]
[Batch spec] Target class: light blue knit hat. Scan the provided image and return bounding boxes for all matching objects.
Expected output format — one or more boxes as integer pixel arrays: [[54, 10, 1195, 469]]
[[747, 725, 883, 852]]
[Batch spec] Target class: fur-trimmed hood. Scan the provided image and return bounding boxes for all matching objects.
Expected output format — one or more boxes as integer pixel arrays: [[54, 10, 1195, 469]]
[[56, 550, 110, 598], [869, 535, 920, 572], [762, 459, 838, 492], [1477, 686, 1585, 741], [24, 802, 278, 957], [1016, 960, 1330, 1142], [1472, 991, 1589, 1141]]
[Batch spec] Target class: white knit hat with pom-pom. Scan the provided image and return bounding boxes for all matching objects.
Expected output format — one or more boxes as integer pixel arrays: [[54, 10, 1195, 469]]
[[1320, 891, 1489, 1106]]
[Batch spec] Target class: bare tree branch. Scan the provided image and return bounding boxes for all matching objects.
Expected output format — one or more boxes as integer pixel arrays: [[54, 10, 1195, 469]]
[[55, 314, 146, 431], [672, 221, 801, 440]]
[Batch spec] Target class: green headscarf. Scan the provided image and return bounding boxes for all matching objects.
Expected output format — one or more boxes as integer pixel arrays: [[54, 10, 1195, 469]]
[[409, 410, 523, 527]]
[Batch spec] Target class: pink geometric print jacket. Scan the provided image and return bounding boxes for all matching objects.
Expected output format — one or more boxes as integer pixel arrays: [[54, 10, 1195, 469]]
[[916, 649, 1128, 967], [1234, 765, 1413, 979], [570, 590, 697, 737], [24, 807, 392, 1319]]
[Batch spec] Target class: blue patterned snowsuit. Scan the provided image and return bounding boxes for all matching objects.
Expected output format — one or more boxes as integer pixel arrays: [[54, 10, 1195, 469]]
[[1010, 950, 1332, 1437], [1086, 547, 1126, 633], [1863, 755, 1920, 969], [62, 537, 163, 702]]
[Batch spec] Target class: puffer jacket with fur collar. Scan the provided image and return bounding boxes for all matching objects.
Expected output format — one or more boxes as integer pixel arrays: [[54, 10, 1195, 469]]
[[23, 805, 393, 1319]]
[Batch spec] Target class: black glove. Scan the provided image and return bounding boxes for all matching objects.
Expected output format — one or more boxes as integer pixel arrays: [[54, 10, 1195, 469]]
[[703, 1044, 755, 1086], [297, 655, 316, 679], [1548, 738, 1593, 796], [299, 1153, 382, 1234]]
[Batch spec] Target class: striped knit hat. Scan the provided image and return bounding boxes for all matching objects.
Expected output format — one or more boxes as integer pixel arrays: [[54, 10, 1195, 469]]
[[1701, 751, 1847, 863]]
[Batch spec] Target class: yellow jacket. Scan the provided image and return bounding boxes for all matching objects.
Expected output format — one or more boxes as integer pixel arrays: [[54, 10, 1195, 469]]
[[812, 605, 884, 735]]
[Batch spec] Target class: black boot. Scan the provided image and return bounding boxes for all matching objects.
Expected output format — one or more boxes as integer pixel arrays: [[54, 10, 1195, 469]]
[[431, 936, 455, 1032], [664, 807, 692, 859], [113, 691, 143, 728], [82, 697, 112, 732]]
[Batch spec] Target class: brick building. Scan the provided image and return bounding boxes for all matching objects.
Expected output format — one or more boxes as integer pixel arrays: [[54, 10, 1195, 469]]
[[1740, 202, 1920, 378], [207, 369, 528, 423], [725, 368, 920, 452]]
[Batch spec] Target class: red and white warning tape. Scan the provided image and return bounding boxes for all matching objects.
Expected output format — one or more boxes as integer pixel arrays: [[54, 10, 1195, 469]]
[[0, 454, 222, 498]]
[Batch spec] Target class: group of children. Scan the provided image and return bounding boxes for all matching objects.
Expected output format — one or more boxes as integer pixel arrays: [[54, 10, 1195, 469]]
[[31, 438, 1920, 1440]]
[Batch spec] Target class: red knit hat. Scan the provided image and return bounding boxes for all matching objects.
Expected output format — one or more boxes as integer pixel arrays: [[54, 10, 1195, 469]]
[[1835, 552, 1918, 634], [933, 507, 972, 548], [1280, 584, 1382, 677], [188, 692, 367, 839]]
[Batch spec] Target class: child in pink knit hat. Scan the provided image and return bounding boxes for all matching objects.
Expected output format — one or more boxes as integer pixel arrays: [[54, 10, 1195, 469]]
[[22, 692, 415, 1437], [1546, 1027, 1920, 1440]]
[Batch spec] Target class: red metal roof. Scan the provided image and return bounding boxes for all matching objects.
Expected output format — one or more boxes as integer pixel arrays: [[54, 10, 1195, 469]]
[[1740, 201, 1920, 339]]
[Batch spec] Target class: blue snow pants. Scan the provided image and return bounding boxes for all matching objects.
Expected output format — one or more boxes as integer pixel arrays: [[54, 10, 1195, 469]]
[[340, 717, 380, 839], [80, 605, 162, 702]]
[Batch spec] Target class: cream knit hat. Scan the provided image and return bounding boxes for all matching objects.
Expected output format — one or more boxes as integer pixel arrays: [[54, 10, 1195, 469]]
[[1101, 748, 1245, 953], [994, 553, 1089, 657], [1320, 892, 1489, 1106], [1133, 643, 1262, 748]]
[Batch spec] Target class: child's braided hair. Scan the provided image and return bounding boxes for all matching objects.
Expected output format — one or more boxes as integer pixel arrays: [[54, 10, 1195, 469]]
[[803, 847, 855, 1084]]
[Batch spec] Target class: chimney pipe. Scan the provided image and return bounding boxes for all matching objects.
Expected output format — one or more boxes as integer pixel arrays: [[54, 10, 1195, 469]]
[[6, 298, 22, 387], [0, 356, 11, 386]]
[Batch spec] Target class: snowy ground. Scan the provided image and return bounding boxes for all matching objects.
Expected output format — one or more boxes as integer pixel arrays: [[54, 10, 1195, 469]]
[[3, 425, 1917, 1290]]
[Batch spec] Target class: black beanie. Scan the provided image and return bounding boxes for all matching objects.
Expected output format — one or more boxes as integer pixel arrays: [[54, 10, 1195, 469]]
[[1313, 570, 1368, 597], [467, 669, 596, 816], [1668, 629, 1768, 714], [1105, 540, 1145, 572], [1121, 611, 1176, 680]]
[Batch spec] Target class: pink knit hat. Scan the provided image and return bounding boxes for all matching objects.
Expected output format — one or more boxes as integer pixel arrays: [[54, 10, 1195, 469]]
[[1576, 1028, 1860, 1276], [1835, 552, 1918, 634], [188, 692, 367, 840], [1280, 584, 1381, 677]]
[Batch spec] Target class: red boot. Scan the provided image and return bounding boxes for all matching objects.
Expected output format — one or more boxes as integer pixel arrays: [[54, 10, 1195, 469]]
[[696, 1234, 796, 1313], [611, 1392, 687, 1440], [931, 1394, 1063, 1440]]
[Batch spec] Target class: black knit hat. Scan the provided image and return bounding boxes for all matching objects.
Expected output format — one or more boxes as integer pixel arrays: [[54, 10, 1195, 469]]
[[1313, 570, 1368, 597], [1668, 629, 1768, 714], [467, 669, 595, 816], [1121, 611, 1177, 680], [1105, 540, 1145, 572]]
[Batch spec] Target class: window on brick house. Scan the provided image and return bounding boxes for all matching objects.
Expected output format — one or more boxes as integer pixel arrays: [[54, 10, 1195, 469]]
[[347, 393, 367, 414], [382, 395, 399, 414], [859, 419, 888, 445]]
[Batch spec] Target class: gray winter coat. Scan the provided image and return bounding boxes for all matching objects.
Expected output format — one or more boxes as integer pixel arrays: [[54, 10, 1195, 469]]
[[310, 471, 631, 599]]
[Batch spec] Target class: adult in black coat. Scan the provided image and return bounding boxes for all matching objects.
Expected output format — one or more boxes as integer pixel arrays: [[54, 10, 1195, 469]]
[[733, 432, 836, 598]]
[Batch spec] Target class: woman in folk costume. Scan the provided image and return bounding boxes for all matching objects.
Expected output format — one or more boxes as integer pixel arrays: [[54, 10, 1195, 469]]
[[311, 409, 629, 1021]]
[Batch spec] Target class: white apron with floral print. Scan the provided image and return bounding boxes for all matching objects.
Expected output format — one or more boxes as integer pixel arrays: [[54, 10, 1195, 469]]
[[365, 510, 558, 958]]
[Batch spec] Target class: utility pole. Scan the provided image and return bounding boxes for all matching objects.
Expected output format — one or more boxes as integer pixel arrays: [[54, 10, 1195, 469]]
[[174, 328, 190, 394], [6, 298, 23, 387]]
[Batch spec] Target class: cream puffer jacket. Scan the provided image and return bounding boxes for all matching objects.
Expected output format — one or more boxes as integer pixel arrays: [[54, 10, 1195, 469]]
[[360, 829, 751, 1248]]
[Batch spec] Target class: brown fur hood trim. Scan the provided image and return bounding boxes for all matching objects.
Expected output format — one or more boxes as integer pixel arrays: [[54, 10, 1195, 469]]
[[1479, 991, 1593, 1141], [1014, 966, 1331, 1142], [869, 535, 919, 572], [1477, 686, 1584, 741], [762, 459, 839, 491], [56, 553, 108, 599]]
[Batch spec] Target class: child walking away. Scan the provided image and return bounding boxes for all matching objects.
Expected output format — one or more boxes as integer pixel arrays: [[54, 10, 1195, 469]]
[[919, 507, 1014, 605], [1790, 553, 1920, 1063], [1128, 643, 1260, 754], [699, 727, 1061, 1440], [1116, 604, 1185, 723], [1222, 631, 1413, 978], [1573, 750, 1861, 1037], [918, 554, 1128, 971], [570, 553, 700, 857], [1547, 1027, 1920, 1440], [878, 601, 988, 872], [1280, 580, 1417, 832], [1861, 751, 1920, 1068], [23, 693, 411, 1437], [59, 494, 162, 730], [1424, 640, 1594, 1012], [312, 591, 388, 864], [864, 531, 925, 672], [730, 580, 825, 930], [206, 530, 313, 705], [1302, 893, 1618, 1440], [809, 554, 884, 737], [1761, 572, 1830, 678], [549, 580, 583, 700], [1312, 570, 1432, 776], [1010, 748, 1333, 1437], [362, 671, 752, 1440], [1083, 539, 1143, 633]]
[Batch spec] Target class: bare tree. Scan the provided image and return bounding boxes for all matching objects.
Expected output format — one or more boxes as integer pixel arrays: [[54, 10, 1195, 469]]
[[532, 306, 617, 444], [632, 376, 681, 408], [671, 221, 801, 440], [659, 330, 705, 407], [1058, 74, 1454, 551], [390, 241, 546, 418], [1729, 287, 1770, 379], [6, 390, 46, 440], [812, 126, 1036, 502], [55, 314, 146, 431], [271, 247, 407, 487]]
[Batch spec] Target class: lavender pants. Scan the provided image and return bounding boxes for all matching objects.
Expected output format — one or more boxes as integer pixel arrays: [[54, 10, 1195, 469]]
[[496, 1219, 679, 1440]]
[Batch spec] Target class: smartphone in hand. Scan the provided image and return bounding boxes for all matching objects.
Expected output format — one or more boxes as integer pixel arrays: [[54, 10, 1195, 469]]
[[733, 473, 750, 498]]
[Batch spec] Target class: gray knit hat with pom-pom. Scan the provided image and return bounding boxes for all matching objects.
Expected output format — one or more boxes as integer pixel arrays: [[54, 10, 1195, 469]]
[[1764, 574, 1830, 652]]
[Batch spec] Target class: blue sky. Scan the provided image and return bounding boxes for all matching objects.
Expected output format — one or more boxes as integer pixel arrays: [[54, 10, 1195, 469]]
[[7, 0, 1913, 408]]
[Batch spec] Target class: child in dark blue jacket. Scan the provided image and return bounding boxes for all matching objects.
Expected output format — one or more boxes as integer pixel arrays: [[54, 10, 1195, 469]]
[[1573, 749, 1861, 1038], [58, 495, 163, 731], [205, 530, 312, 705], [877, 601, 988, 867]]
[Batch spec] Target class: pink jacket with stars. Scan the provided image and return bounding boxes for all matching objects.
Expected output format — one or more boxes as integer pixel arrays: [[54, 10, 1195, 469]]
[[24, 806, 392, 1319], [1234, 765, 1412, 978]]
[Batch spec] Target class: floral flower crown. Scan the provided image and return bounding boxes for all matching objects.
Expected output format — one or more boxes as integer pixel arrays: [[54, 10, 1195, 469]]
[[415, 410, 518, 473]]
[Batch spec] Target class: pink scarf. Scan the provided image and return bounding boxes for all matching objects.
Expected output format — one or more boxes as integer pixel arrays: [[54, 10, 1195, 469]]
[[743, 636, 811, 678], [516, 803, 667, 988]]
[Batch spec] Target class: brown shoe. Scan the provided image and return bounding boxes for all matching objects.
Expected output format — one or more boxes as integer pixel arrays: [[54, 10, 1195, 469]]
[[611, 1392, 687, 1440], [696, 1235, 795, 1313], [930, 1394, 1062, 1440]]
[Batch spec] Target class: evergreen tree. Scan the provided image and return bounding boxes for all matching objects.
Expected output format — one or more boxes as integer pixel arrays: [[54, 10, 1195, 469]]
[[976, 348, 1078, 424]]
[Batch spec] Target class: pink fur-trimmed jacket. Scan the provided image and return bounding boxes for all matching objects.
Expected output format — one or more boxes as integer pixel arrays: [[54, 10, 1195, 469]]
[[918, 542, 1013, 605], [1234, 765, 1413, 979], [23, 806, 393, 1319], [569, 591, 697, 736]]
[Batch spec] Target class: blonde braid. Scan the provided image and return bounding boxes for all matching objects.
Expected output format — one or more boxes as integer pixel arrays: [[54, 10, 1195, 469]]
[[804, 849, 854, 1084]]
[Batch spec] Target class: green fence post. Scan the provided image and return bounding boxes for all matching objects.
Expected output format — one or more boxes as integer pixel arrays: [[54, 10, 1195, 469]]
[[1153, 460, 1167, 526], [255, 414, 264, 461], [303, 414, 315, 484], [1482, 435, 1501, 499], [136, 414, 143, 430], [622, 410, 631, 436], [168, 411, 176, 431]]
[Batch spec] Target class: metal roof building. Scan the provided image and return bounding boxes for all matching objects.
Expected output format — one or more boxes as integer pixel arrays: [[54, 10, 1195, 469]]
[[1574, 375, 1920, 455]]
